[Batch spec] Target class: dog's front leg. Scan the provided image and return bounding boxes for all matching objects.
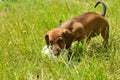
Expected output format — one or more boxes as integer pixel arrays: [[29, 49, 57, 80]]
[[67, 48, 73, 61]]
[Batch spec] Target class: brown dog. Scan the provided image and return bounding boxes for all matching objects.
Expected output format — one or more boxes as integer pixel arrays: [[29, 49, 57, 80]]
[[45, 1, 109, 56]]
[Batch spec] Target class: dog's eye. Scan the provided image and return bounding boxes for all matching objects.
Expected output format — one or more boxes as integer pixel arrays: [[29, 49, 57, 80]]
[[58, 39, 63, 44], [50, 41, 53, 45]]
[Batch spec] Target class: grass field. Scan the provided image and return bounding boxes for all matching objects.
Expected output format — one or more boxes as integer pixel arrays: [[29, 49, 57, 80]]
[[0, 0, 120, 80]]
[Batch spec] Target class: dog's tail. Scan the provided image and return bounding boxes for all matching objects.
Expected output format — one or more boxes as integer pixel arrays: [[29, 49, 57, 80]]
[[94, 1, 106, 17]]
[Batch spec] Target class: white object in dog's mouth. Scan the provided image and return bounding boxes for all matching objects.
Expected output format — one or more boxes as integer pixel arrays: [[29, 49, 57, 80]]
[[41, 45, 57, 59], [41, 45, 67, 59], [41, 45, 52, 55]]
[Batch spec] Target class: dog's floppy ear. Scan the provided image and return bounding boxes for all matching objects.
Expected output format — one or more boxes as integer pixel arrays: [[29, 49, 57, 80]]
[[45, 34, 49, 47], [62, 29, 74, 49]]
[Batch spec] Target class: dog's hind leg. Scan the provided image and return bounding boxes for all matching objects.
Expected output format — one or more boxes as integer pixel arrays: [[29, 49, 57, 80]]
[[101, 26, 109, 48]]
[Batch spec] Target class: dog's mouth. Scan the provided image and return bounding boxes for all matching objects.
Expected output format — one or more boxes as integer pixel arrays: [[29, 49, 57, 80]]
[[54, 52, 60, 56], [48, 45, 66, 56], [53, 48, 66, 56], [52, 49, 61, 56]]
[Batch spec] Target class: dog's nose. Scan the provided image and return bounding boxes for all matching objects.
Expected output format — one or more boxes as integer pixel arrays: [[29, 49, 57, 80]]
[[54, 51, 60, 56], [53, 47, 61, 56]]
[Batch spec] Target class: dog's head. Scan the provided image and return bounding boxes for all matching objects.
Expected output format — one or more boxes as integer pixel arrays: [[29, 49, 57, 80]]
[[45, 28, 73, 56]]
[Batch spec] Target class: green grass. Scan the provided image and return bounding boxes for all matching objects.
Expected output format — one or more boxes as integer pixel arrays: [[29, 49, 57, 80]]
[[0, 0, 120, 80]]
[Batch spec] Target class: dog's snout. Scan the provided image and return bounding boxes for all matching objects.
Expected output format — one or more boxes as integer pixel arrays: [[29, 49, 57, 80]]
[[54, 52, 60, 56], [53, 47, 61, 56]]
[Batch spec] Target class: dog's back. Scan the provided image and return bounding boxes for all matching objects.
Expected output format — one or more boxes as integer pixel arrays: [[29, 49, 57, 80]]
[[75, 12, 108, 34]]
